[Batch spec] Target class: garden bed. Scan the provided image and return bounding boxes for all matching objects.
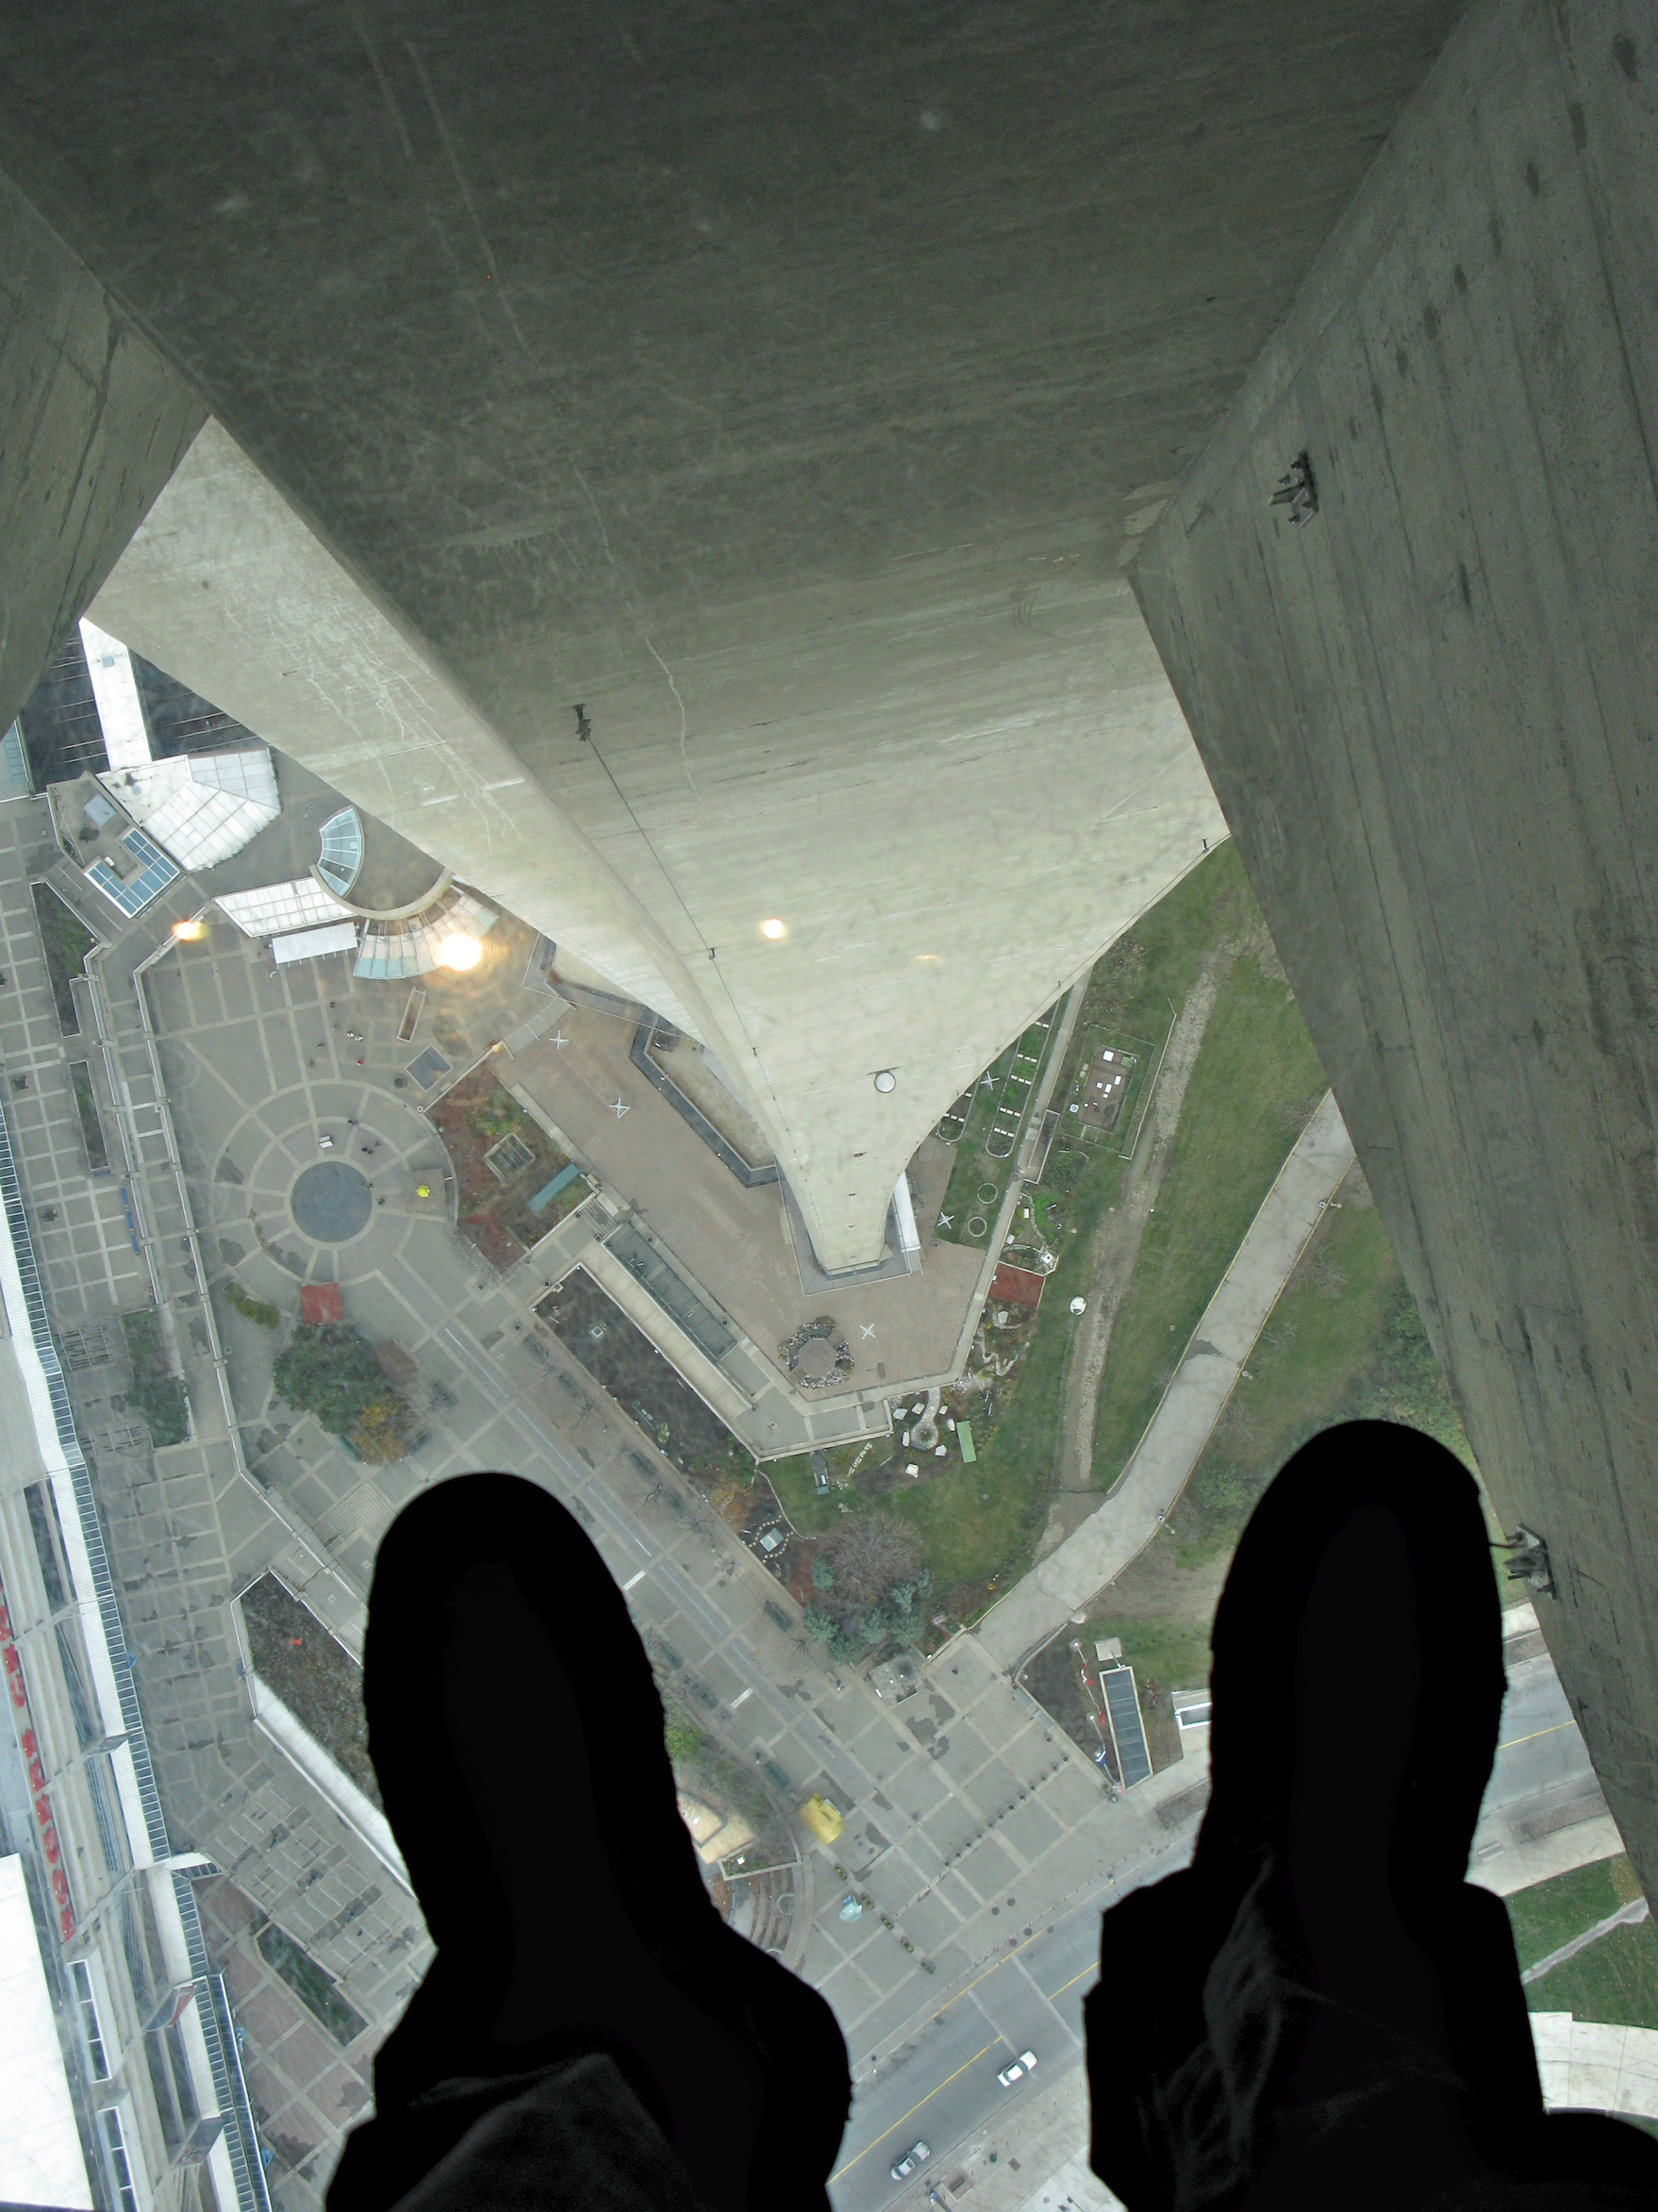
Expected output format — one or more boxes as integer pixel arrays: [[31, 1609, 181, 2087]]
[[426, 1066, 589, 1272], [537, 1271, 750, 1481], [239, 1572, 380, 1810], [31, 884, 97, 1034], [118, 1309, 188, 1447], [68, 1062, 108, 1173]]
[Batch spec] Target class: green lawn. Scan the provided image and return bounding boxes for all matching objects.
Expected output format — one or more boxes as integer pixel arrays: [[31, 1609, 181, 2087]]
[[1508, 1854, 1658, 2030], [1167, 1171, 1480, 1573], [1508, 1855, 1647, 1973], [1089, 950, 1329, 1490]]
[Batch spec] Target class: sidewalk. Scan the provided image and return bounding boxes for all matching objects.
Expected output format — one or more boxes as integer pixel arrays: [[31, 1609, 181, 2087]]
[[975, 1091, 1354, 1671]]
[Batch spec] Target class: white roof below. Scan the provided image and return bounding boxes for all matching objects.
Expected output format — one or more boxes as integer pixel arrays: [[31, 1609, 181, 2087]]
[[272, 920, 359, 966], [77, 617, 152, 770], [0, 1855, 93, 2209], [100, 746, 280, 871], [216, 877, 352, 938]]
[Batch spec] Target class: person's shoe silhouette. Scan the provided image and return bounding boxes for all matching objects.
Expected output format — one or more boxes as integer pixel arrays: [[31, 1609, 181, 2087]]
[[1085, 1420, 1658, 2211], [326, 1472, 851, 2212]]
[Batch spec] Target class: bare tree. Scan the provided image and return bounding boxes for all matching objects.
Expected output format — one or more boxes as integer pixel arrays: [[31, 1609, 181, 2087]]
[[819, 1512, 922, 1610]]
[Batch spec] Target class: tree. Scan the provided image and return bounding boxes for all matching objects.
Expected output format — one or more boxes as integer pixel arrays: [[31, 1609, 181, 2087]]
[[350, 1391, 421, 1464], [816, 1513, 921, 1611], [811, 1555, 836, 1593], [274, 1324, 418, 1460]]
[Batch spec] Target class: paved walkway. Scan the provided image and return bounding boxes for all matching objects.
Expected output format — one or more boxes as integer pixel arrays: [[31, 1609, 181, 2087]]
[[975, 1089, 1355, 1671], [1532, 2016, 1658, 2121]]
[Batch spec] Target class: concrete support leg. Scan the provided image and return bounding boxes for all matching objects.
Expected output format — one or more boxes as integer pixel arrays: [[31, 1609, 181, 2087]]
[[0, 173, 205, 733], [1133, 0, 1658, 1896]]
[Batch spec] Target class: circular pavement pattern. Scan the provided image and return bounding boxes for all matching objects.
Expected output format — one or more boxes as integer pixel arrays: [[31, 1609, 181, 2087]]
[[290, 1160, 373, 1242], [966, 1214, 988, 1239]]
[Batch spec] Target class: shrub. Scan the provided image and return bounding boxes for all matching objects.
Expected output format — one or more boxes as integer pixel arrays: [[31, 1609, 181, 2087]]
[[664, 1719, 702, 1766], [225, 1280, 281, 1329]]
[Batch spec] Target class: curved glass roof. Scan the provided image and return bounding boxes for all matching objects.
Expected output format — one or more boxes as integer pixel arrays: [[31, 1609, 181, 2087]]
[[316, 807, 363, 897]]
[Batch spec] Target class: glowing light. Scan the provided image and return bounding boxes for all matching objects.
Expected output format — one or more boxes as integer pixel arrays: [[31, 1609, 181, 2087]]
[[760, 918, 786, 940], [438, 934, 482, 971], [416, 1185, 430, 1199], [172, 919, 205, 941]]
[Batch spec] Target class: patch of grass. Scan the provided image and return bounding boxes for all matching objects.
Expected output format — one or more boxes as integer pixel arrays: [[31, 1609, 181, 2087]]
[[1168, 1174, 1476, 1572], [1505, 1855, 1647, 1974], [665, 1718, 704, 1766], [224, 1280, 281, 1329], [1524, 1912, 1658, 2031], [118, 1310, 188, 1448], [768, 1442, 876, 1535], [30, 884, 97, 1034], [1090, 953, 1329, 1489]]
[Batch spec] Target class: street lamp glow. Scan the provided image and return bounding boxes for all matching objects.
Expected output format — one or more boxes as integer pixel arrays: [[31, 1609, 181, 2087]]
[[438, 934, 482, 971], [760, 917, 786, 940], [172, 919, 205, 941]]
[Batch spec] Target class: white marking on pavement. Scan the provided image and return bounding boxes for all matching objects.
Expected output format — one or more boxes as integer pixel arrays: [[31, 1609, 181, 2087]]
[[731, 1688, 753, 1708], [622, 1570, 647, 1590]]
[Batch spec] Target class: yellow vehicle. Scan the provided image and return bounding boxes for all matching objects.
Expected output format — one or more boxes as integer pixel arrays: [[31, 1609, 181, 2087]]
[[800, 1793, 844, 1845]]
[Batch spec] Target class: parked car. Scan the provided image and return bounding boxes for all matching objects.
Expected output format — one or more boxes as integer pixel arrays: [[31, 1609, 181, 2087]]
[[890, 2141, 932, 2181], [997, 2050, 1038, 2087]]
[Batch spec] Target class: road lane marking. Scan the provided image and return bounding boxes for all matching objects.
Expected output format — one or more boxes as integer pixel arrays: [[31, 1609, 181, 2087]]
[[929, 1926, 1052, 2020], [1498, 1719, 1574, 1751], [828, 2041, 996, 2182], [731, 1687, 753, 1708], [622, 1571, 647, 1590], [1046, 1962, 1099, 2002]]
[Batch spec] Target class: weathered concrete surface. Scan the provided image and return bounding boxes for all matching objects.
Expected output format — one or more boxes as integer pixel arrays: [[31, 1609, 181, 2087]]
[[0, 2, 1467, 1267], [976, 1090, 1355, 1670], [0, 170, 204, 739], [1131, 0, 1658, 1896]]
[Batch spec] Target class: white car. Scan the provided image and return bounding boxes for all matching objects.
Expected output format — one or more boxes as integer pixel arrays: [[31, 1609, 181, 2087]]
[[997, 2050, 1038, 2087], [890, 2141, 932, 2181]]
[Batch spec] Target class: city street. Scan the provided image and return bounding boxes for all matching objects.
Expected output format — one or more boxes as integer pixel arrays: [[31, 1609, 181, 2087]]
[[828, 1633, 1604, 2211]]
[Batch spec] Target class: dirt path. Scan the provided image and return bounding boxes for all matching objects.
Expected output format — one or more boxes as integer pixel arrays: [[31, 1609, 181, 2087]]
[[1034, 954, 1225, 1561]]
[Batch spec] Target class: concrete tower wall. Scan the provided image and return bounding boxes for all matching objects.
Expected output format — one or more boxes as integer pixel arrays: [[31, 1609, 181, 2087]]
[[1133, 0, 1658, 1892], [0, 171, 205, 740], [0, 2, 1466, 1269]]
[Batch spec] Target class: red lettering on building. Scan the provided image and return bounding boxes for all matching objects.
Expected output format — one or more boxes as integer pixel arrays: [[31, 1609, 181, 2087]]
[[0, 1571, 75, 1939]]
